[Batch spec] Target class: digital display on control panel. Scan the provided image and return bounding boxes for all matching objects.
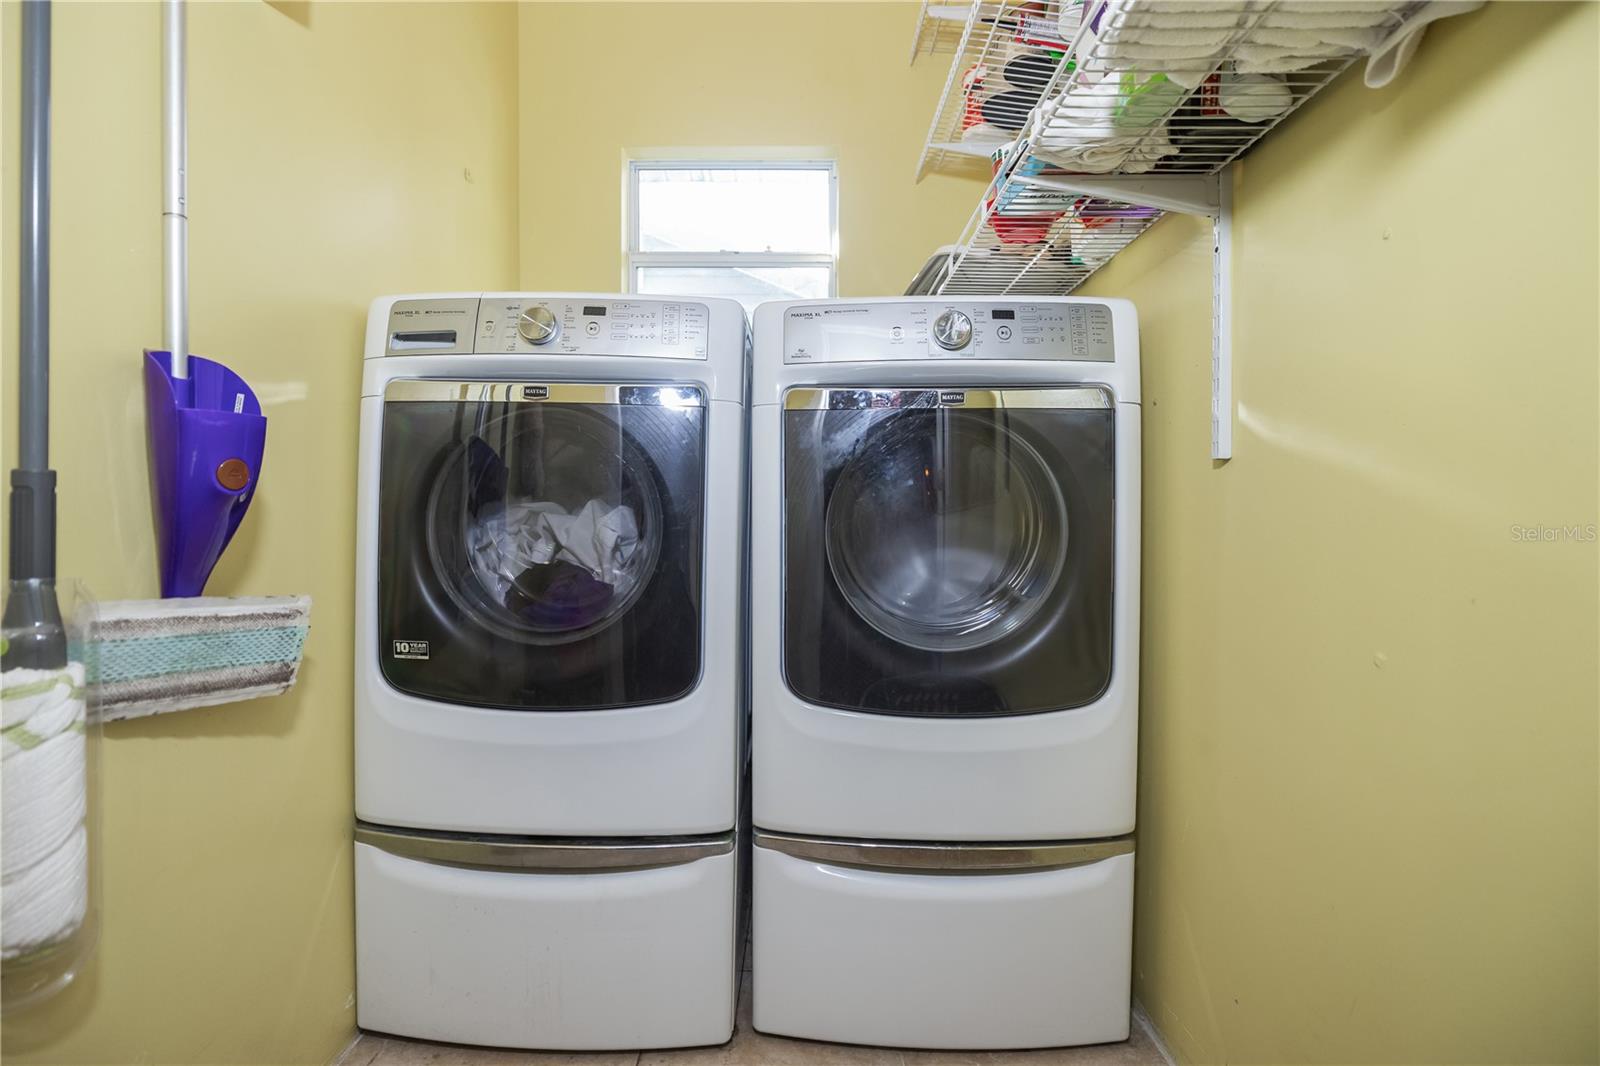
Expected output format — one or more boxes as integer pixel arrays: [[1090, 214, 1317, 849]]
[[783, 302, 1116, 363], [470, 299, 710, 358]]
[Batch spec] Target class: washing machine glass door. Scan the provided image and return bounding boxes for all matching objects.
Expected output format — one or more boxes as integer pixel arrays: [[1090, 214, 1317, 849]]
[[378, 381, 705, 710], [784, 386, 1114, 717]]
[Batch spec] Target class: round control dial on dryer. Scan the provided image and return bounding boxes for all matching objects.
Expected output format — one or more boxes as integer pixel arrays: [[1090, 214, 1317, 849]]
[[518, 305, 560, 345], [932, 309, 973, 351]]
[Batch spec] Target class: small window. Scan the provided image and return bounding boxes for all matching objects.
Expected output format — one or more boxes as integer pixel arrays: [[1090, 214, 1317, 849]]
[[628, 162, 837, 312]]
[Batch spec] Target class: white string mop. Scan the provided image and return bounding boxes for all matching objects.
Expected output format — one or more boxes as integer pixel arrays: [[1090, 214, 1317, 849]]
[[1, 663, 88, 960]]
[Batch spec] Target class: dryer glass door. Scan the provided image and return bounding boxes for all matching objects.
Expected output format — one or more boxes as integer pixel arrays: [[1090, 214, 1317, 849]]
[[378, 381, 705, 711], [784, 386, 1114, 717]]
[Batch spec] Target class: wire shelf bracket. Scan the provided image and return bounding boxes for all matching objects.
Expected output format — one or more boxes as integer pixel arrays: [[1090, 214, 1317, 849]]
[[1211, 171, 1233, 461], [1040, 171, 1231, 459]]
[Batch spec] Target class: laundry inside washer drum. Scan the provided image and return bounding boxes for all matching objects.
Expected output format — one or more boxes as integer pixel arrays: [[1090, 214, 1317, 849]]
[[430, 424, 665, 644], [824, 412, 1068, 653], [469, 498, 642, 625]]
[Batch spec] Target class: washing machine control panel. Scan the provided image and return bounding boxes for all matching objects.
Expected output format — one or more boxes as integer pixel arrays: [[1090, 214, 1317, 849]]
[[476, 298, 709, 359], [383, 298, 710, 359], [783, 302, 1115, 363]]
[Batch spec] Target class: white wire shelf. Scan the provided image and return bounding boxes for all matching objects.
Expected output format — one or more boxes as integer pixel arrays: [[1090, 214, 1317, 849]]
[[914, 1, 1077, 180], [939, 185, 1163, 296], [910, 0, 1442, 460], [918, 0, 1419, 296], [909, 1, 984, 60]]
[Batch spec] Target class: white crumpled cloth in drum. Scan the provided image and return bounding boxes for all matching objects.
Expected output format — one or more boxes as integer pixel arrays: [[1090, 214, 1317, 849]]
[[469, 499, 641, 601]]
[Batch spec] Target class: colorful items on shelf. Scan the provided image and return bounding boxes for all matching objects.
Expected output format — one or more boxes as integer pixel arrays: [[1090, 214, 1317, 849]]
[[986, 150, 1063, 244], [957, 2, 1082, 148], [945, 0, 1485, 182]]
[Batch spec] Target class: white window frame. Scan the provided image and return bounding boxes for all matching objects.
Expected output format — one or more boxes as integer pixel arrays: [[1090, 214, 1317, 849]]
[[626, 159, 839, 299]]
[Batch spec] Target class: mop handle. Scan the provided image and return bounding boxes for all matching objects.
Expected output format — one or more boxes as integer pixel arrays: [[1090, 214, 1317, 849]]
[[162, 0, 188, 379]]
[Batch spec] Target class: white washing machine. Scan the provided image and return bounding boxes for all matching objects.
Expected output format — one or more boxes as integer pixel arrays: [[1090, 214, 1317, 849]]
[[354, 293, 747, 1050], [749, 297, 1140, 1049]]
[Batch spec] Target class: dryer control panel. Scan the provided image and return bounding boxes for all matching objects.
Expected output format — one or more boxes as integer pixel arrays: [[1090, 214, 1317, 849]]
[[782, 301, 1115, 364], [383, 297, 710, 359]]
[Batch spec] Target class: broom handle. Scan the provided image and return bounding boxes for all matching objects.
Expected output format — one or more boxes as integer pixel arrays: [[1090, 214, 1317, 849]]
[[163, 0, 188, 378], [19, 0, 50, 472]]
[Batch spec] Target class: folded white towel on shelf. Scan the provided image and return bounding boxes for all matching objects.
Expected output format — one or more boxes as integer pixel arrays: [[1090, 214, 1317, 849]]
[[1036, 135, 1175, 173], [1273, 0, 1398, 11], [1231, 38, 1356, 74], [1249, 23, 1388, 51], [1096, 24, 1237, 46], [1231, 53, 1333, 74], [1118, 8, 1253, 30], [1034, 77, 1178, 174], [1110, 0, 1259, 12], [1079, 0, 1478, 105], [1091, 39, 1235, 59], [1260, 9, 1397, 29], [1088, 0, 1254, 87]]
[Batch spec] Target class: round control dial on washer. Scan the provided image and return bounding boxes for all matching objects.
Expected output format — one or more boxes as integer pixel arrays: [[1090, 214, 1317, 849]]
[[932, 309, 973, 351], [518, 306, 560, 345]]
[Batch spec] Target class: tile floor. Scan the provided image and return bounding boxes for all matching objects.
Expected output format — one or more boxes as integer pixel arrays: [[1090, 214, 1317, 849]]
[[339, 941, 1164, 1066]]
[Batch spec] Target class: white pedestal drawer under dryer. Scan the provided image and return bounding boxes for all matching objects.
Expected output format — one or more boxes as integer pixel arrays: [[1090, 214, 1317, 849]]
[[353, 293, 748, 1051], [749, 297, 1141, 1049]]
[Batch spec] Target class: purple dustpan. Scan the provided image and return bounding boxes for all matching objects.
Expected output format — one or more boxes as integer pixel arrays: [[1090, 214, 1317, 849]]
[[143, 350, 267, 598]]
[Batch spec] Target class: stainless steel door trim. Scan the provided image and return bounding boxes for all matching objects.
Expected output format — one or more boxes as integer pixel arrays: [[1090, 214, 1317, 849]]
[[753, 831, 1134, 872], [783, 386, 1113, 411], [383, 380, 705, 407], [355, 823, 734, 872]]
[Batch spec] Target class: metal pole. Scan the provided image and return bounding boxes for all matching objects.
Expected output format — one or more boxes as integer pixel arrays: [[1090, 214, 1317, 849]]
[[19, 0, 51, 470], [4, 0, 64, 670], [163, 0, 188, 377]]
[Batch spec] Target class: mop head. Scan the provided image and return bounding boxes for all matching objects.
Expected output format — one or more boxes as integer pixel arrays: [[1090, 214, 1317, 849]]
[[2, 661, 88, 960], [87, 595, 310, 722]]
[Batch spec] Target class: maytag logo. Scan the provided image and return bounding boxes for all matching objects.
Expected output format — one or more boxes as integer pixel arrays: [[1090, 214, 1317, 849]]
[[522, 385, 550, 400], [939, 390, 966, 406], [392, 640, 430, 660]]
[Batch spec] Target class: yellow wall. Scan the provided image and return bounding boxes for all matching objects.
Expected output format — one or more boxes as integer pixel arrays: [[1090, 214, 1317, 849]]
[[0, 3, 519, 1063], [1079, 4, 1600, 1062], [516, 2, 983, 296], [5, 2, 1593, 1064]]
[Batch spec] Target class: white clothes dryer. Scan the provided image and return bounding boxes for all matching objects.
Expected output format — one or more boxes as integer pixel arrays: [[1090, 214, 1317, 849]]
[[749, 297, 1140, 1049]]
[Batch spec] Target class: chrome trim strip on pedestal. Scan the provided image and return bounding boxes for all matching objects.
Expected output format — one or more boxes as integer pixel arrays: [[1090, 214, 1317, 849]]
[[383, 381, 705, 407], [753, 831, 1134, 872], [783, 386, 1112, 411], [356, 822, 734, 872]]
